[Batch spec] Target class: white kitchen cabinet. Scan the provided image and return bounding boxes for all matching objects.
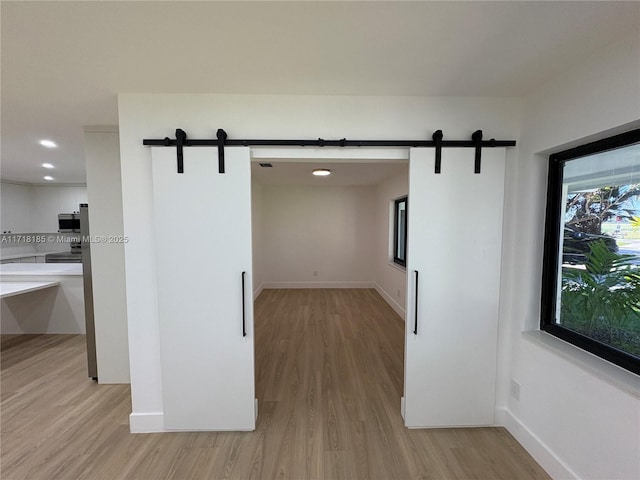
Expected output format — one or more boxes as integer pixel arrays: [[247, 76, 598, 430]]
[[1, 184, 89, 234], [58, 187, 80, 213], [0, 187, 8, 233], [74, 187, 88, 207], [29, 185, 88, 232], [1, 183, 32, 233], [13, 184, 32, 233], [30, 187, 60, 232]]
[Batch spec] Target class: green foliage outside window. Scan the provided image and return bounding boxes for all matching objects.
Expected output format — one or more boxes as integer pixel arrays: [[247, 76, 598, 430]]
[[561, 240, 640, 357]]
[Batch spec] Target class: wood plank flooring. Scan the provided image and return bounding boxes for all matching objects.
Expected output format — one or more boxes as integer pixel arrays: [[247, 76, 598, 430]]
[[1, 289, 550, 479]]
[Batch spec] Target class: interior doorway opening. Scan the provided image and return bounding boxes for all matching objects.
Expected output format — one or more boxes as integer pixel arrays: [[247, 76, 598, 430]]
[[249, 150, 410, 430]]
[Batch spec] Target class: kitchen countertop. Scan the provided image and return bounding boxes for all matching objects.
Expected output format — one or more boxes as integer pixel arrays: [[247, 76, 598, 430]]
[[0, 251, 75, 261], [0, 252, 50, 261], [0, 263, 82, 276], [0, 281, 60, 298]]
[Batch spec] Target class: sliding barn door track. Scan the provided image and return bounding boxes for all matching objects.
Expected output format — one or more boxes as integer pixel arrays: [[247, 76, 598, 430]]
[[143, 128, 516, 175]]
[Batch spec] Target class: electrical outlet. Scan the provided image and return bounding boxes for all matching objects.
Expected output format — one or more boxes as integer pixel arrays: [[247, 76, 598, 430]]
[[510, 379, 521, 401], [313, 271, 318, 277]]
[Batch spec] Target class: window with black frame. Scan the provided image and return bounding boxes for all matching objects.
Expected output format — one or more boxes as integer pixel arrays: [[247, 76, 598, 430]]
[[393, 196, 408, 267], [541, 129, 640, 374]]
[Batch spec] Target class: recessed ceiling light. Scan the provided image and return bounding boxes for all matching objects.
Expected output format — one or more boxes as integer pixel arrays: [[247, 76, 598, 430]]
[[39, 139, 57, 148], [312, 169, 331, 177], [42, 163, 55, 169], [43, 175, 54, 181]]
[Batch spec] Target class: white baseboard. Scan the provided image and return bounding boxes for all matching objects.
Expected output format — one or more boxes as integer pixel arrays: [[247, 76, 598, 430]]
[[502, 408, 578, 480], [263, 281, 375, 289], [129, 412, 165, 433], [494, 406, 506, 426], [253, 282, 264, 300], [374, 283, 406, 320], [129, 411, 257, 433]]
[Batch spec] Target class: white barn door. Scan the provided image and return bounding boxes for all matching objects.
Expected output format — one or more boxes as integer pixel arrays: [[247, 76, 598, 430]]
[[151, 146, 255, 431], [404, 147, 505, 427]]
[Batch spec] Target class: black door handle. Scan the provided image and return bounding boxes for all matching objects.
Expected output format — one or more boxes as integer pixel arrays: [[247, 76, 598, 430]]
[[241, 271, 247, 337], [414, 270, 419, 335]]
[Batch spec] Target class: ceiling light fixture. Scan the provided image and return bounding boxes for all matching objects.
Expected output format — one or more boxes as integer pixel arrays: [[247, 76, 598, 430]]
[[312, 169, 331, 177], [39, 139, 57, 148], [43, 175, 54, 181], [42, 163, 55, 169]]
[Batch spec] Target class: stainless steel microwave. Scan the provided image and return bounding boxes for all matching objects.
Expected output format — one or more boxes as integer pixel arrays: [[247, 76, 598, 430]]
[[58, 213, 80, 232]]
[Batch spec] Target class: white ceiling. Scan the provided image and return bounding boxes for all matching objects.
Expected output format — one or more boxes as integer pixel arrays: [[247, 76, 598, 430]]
[[2, 1, 639, 184], [251, 160, 407, 186]]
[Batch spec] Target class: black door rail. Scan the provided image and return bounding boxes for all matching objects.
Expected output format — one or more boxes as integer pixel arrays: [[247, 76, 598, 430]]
[[144, 129, 516, 174]]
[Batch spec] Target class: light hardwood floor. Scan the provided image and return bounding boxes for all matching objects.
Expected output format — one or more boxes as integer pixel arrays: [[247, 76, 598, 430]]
[[1, 289, 550, 479]]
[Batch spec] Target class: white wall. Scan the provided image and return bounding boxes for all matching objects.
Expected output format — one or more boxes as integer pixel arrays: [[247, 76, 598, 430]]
[[251, 179, 264, 298], [500, 31, 640, 480], [118, 93, 522, 432], [260, 184, 375, 288], [373, 166, 408, 319], [84, 128, 130, 384]]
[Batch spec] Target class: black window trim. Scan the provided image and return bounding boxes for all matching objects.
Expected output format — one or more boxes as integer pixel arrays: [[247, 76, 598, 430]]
[[541, 128, 640, 375], [393, 196, 408, 267]]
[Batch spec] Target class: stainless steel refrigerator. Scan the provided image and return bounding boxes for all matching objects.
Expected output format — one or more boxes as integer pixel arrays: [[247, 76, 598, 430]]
[[79, 204, 97, 380]]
